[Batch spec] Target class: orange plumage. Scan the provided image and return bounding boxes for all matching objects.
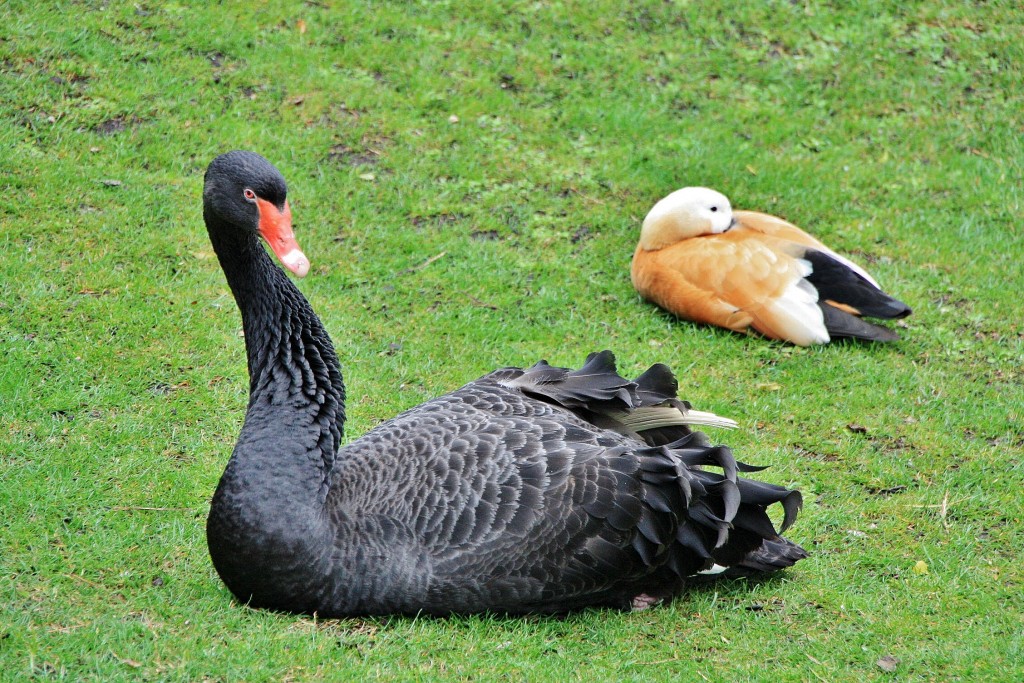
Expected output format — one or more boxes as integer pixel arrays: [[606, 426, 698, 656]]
[[631, 188, 911, 346]]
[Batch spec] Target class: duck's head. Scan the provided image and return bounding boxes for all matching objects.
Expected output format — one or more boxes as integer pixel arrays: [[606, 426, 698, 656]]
[[203, 151, 309, 277], [637, 186, 735, 250]]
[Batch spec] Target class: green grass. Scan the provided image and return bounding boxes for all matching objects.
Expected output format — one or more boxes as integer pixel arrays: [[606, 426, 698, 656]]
[[2, 0, 1022, 680]]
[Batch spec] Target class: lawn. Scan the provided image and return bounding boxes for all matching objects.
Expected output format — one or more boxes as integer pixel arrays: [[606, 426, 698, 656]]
[[2, 1, 1022, 680]]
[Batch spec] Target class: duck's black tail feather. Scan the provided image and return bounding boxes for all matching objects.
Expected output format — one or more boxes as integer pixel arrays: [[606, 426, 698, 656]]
[[804, 249, 911, 323], [820, 302, 901, 342]]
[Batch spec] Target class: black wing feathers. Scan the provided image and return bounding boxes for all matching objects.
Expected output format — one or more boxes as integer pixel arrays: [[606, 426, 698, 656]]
[[493, 352, 805, 608], [819, 303, 901, 342], [800, 249, 911, 341], [804, 250, 911, 319], [367, 351, 804, 614]]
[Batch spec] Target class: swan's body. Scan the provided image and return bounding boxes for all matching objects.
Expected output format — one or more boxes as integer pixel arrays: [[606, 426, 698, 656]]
[[631, 187, 911, 346], [203, 153, 806, 616]]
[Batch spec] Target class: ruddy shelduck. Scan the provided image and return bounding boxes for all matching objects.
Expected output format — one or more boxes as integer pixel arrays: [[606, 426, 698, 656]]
[[631, 187, 911, 346]]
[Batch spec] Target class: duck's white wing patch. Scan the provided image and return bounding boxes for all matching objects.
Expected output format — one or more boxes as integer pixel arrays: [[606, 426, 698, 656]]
[[763, 259, 830, 345]]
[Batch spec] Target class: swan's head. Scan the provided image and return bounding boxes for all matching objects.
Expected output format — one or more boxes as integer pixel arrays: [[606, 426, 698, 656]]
[[637, 186, 736, 250], [203, 151, 309, 277]]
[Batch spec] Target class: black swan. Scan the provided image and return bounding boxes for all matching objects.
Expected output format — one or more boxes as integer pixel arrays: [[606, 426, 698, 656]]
[[202, 151, 807, 616]]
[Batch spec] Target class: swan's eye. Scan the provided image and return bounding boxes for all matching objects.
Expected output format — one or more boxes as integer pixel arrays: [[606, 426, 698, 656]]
[[710, 206, 718, 212], [244, 188, 257, 201]]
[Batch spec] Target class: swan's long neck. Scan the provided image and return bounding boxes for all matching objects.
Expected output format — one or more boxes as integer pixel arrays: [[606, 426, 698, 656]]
[[209, 222, 346, 496]]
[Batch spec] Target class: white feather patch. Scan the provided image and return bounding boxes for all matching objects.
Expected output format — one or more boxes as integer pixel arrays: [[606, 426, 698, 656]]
[[767, 262, 830, 345], [795, 257, 813, 278], [607, 406, 738, 431]]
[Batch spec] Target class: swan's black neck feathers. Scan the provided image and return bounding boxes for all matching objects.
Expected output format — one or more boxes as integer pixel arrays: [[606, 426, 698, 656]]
[[208, 221, 346, 490]]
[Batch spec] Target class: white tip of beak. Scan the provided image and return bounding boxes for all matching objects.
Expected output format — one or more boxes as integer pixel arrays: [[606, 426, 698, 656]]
[[279, 248, 310, 278]]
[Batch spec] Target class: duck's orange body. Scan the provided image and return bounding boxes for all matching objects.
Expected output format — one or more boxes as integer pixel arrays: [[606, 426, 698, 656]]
[[631, 188, 911, 346]]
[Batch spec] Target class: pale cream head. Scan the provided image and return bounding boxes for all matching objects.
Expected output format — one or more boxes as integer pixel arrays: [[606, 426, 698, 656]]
[[638, 187, 735, 250]]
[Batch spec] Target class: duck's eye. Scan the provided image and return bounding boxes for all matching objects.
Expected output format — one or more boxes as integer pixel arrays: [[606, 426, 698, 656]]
[[243, 188, 257, 201], [710, 206, 718, 212]]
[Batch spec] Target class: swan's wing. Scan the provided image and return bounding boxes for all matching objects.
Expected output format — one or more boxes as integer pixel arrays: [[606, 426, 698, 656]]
[[334, 353, 804, 615], [417, 402, 802, 614], [399, 353, 802, 614], [491, 350, 737, 436]]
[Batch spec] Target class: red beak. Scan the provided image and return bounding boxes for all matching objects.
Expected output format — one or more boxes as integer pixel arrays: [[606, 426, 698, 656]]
[[256, 198, 309, 277]]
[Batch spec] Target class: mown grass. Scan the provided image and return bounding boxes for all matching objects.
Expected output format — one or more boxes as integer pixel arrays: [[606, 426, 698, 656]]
[[2, 1, 1022, 680]]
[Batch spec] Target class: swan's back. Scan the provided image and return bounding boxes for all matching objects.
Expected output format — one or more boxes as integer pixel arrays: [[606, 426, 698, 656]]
[[312, 352, 805, 615]]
